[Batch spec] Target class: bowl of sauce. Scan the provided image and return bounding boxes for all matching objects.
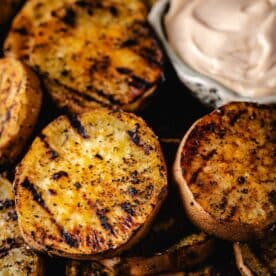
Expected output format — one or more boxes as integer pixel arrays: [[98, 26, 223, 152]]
[[149, 0, 276, 107]]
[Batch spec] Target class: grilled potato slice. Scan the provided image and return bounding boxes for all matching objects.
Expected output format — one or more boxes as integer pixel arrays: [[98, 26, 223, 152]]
[[4, 0, 163, 113], [0, 57, 42, 165], [65, 232, 215, 275], [174, 102, 276, 241], [234, 230, 276, 276], [0, 0, 21, 25], [0, 175, 43, 275], [14, 108, 167, 259]]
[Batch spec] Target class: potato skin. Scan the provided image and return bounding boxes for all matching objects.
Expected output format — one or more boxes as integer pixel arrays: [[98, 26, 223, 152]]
[[0, 175, 43, 276], [14, 108, 167, 259], [4, 0, 163, 113], [174, 102, 276, 241], [0, 57, 42, 165]]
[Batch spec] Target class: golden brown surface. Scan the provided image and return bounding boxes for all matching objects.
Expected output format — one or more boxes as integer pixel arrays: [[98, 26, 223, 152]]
[[0, 57, 42, 165], [14, 108, 167, 259], [174, 102, 275, 240], [0, 176, 43, 275], [4, 0, 163, 112]]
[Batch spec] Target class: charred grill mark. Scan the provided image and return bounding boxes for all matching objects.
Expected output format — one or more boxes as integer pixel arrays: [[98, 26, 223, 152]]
[[96, 210, 116, 236], [52, 171, 68, 180], [38, 133, 59, 159], [130, 170, 140, 184], [121, 39, 137, 47], [116, 68, 155, 92], [139, 47, 163, 68], [122, 216, 133, 230], [144, 184, 154, 200], [13, 27, 28, 35], [129, 75, 154, 91], [201, 149, 217, 161], [89, 56, 110, 74], [21, 179, 49, 212], [95, 153, 103, 160], [48, 189, 57, 195], [60, 230, 78, 248], [46, 77, 108, 107], [128, 124, 140, 145], [67, 113, 89, 139], [121, 202, 135, 216], [190, 168, 201, 183], [61, 8, 76, 27], [226, 206, 237, 219], [128, 186, 138, 197], [86, 230, 103, 250], [116, 67, 132, 75], [0, 199, 15, 211], [109, 6, 118, 16], [229, 110, 246, 126], [21, 179, 80, 248], [90, 87, 122, 106]]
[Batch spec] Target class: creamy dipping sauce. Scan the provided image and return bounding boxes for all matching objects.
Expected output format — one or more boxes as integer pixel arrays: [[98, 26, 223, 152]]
[[165, 0, 276, 98]]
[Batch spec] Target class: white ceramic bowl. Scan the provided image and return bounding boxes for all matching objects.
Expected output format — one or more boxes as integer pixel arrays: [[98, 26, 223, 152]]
[[149, 0, 276, 107]]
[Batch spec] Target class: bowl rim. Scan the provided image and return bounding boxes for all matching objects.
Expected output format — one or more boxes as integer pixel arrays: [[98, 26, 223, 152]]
[[148, 0, 276, 105]]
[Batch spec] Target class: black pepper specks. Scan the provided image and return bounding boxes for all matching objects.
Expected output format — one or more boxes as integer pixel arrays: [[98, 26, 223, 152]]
[[237, 176, 246, 184], [128, 124, 140, 145], [74, 182, 81, 189], [95, 153, 103, 160], [130, 171, 140, 184], [52, 171, 68, 180], [62, 8, 76, 27]]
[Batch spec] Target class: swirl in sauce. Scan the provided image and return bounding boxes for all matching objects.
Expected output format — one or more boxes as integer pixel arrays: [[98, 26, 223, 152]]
[[165, 0, 276, 97]]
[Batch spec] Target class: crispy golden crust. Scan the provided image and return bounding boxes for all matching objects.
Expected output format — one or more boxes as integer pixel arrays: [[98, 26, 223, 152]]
[[65, 232, 215, 275], [0, 57, 42, 165], [4, 0, 163, 113], [174, 102, 276, 241], [0, 0, 21, 25], [0, 176, 43, 276], [14, 108, 167, 259], [234, 231, 276, 276]]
